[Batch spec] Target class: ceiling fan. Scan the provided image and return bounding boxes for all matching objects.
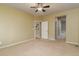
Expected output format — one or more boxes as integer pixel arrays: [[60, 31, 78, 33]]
[[30, 3, 50, 12]]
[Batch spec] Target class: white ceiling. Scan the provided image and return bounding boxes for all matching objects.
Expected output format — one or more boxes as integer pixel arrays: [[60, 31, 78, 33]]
[[1, 3, 79, 16]]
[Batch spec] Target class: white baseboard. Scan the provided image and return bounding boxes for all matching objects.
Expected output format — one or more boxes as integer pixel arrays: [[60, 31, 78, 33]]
[[0, 38, 34, 49], [66, 41, 79, 45]]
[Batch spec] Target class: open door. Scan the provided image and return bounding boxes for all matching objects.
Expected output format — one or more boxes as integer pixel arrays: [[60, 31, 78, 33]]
[[41, 21, 48, 39]]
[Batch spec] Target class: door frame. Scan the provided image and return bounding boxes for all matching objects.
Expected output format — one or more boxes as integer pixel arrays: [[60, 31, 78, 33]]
[[41, 21, 48, 39], [55, 15, 66, 40]]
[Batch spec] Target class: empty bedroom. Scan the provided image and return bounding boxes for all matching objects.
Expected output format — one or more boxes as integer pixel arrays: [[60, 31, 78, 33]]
[[0, 3, 79, 56]]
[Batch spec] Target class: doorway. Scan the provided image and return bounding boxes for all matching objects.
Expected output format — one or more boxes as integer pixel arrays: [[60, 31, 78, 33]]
[[41, 21, 48, 39], [33, 21, 41, 39], [33, 21, 48, 39], [55, 16, 66, 40]]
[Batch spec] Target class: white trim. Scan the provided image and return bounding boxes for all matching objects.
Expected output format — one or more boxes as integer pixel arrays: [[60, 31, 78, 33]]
[[66, 41, 79, 45], [0, 38, 34, 49]]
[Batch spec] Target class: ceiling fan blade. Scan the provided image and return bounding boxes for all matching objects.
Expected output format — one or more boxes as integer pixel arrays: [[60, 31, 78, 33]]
[[42, 9, 46, 12], [35, 9, 38, 12], [30, 6, 37, 8], [43, 5, 50, 8]]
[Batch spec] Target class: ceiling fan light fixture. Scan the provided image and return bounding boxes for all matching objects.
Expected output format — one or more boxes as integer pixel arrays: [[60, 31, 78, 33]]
[[37, 7, 42, 11], [30, 3, 50, 12]]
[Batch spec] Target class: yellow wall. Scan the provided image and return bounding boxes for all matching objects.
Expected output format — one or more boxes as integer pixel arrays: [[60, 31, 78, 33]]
[[0, 5, 34, 46], [34, 16, 43, 21], [0, 5, 79, 47], [43, 8, 79, 44]]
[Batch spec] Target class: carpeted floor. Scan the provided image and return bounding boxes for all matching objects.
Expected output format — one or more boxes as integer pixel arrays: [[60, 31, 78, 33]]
[[0, 39, 79, 56]]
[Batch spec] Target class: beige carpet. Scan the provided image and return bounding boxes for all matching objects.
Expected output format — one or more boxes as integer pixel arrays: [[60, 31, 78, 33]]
[[0, 39, 79, 56]]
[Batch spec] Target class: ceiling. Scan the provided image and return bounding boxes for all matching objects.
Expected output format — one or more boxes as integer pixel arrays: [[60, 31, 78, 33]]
[[1, 3, 79, 16]]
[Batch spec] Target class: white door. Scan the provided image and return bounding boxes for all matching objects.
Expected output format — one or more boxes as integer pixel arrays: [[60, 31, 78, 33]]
[[41, 21, 48, 39]]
